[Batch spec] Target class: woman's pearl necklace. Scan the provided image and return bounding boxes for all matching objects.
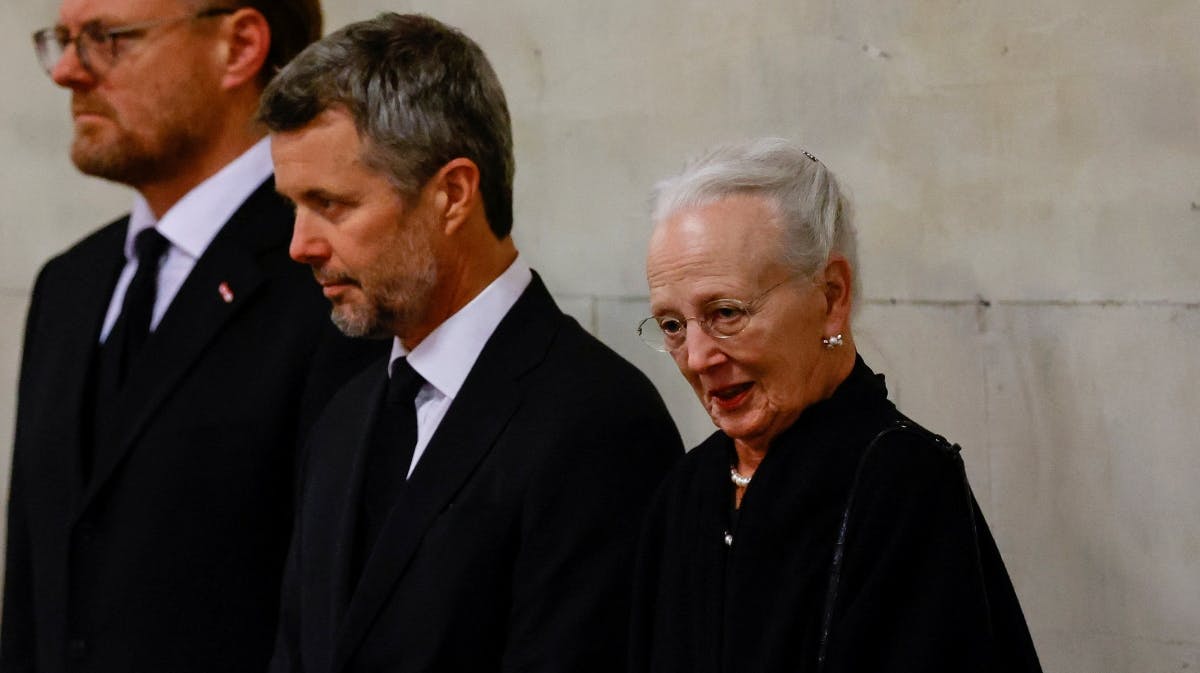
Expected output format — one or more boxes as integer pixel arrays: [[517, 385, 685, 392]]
[[729, 467, 752, 488]]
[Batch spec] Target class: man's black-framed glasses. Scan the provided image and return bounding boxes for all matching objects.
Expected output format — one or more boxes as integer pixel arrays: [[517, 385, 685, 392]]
[[637, 277, 795, 353], [33, 6, 235, 77]]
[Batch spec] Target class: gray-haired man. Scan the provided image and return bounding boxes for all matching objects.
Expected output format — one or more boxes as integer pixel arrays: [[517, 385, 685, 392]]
[[260, 13, 682, 673]]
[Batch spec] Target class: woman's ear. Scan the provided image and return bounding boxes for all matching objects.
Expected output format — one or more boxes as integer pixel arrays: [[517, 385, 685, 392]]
[[820, 255, 853, 334]]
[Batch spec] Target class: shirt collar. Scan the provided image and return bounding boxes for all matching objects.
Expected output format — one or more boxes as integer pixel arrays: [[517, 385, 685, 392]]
[[389, 255, 533, 400], [125, 137, 275, 261]]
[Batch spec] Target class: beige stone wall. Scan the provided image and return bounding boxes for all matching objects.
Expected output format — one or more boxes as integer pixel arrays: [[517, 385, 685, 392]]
[[3, 1, 1197, 669]]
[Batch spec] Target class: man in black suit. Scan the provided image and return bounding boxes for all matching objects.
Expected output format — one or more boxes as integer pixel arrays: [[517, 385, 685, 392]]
[[2, 2, 382, 672], [260, 13, 683, 673]]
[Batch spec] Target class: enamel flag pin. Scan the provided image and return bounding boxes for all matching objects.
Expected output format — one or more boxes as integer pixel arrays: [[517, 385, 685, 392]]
[[218, 282, 234, 304]]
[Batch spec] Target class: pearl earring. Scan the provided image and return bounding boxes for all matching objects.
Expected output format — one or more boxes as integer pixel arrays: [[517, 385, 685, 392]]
[[822, 333, 844, 349]]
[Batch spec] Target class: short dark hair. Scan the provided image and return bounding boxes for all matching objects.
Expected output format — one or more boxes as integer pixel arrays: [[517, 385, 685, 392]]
[[251, 0, 323, 80], [257, 12, 515, 239], [199, 0, 322, 82]]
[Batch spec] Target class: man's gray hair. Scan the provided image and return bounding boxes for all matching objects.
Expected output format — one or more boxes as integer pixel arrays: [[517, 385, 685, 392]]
[[653, 138, 858, 298], [258, 12, 515, 238]]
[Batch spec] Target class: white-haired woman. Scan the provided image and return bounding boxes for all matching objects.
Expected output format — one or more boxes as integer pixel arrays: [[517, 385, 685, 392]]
[[630, 139, 1041, 673]]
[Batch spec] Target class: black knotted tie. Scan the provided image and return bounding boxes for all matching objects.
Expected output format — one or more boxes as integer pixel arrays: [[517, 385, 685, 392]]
[[86, 228, 170, 482], [104, 227, 170, 390], [354, 357, 425, 581]]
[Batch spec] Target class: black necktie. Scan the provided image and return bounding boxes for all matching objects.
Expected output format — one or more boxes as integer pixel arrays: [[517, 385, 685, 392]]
[[355, 358, 425, 581], [105, 228, 170, 389], [87, 228, 170, 481]]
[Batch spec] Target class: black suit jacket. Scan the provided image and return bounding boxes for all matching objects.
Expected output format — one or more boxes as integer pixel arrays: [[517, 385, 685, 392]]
[[2, 180, 384, 673], [270, 275, 682, 673]]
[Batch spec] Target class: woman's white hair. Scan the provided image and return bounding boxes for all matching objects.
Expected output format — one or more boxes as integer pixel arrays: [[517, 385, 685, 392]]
[[652, 138, 859, 299]]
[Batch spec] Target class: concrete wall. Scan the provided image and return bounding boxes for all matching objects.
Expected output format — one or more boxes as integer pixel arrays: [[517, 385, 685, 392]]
[[4, 1, 1198, 670]]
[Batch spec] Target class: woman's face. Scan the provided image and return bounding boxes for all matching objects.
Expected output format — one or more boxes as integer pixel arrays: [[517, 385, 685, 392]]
[[646, 194, 848, 450]]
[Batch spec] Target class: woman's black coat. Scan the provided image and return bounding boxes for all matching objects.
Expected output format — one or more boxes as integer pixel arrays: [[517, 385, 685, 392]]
[[630, 357, 1042, 673]]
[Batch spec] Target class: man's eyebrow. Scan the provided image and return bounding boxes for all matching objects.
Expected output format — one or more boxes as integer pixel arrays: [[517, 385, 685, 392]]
[[60, 14, 121, 29], [300, 188, 341, 202], [280, 187, 352, 207]]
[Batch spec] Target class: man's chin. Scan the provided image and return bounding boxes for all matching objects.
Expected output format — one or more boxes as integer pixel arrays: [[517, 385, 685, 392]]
[[70, 142, 143, 184], [70, 144, 109, 176], [330, 306, 387, 339]]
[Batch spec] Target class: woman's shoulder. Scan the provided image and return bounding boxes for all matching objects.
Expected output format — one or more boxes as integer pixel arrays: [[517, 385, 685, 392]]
[[855, 414, 972, 509], [872, 415, 961, 460]]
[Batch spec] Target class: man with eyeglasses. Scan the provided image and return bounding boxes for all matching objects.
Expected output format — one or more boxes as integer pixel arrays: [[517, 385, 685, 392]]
[[3, 2, 382, 673]]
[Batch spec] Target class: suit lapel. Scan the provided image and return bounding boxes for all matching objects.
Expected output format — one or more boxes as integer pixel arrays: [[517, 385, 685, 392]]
[[330, 372, 388, 623], [330, 276, 562, 673], [80, 180, 289, 512], [38, 223, 128, 498]]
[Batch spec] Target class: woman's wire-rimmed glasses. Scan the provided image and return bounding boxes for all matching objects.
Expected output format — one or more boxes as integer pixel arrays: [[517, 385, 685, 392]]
[[33, 6, 235, 78], [637, 277, 795, 353]]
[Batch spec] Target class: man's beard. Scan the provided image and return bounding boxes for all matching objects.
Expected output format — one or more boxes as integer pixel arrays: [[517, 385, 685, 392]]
[[68, 95, 207, 186], [329, 254, 439, 340]]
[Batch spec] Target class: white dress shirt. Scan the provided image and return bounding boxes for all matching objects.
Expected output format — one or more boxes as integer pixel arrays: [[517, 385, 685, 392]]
[[99, 138, 275, 342], [389, 255, 533, 478]]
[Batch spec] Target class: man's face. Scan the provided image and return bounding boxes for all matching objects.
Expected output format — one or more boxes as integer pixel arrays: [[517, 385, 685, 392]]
[[646, 194, 833, 447], [51, 0, 224, 186], [273, 108, 442, 341]]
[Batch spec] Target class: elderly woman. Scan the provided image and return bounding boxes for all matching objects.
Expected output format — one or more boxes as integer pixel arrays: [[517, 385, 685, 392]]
[[630, 139, 1041, 672]]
